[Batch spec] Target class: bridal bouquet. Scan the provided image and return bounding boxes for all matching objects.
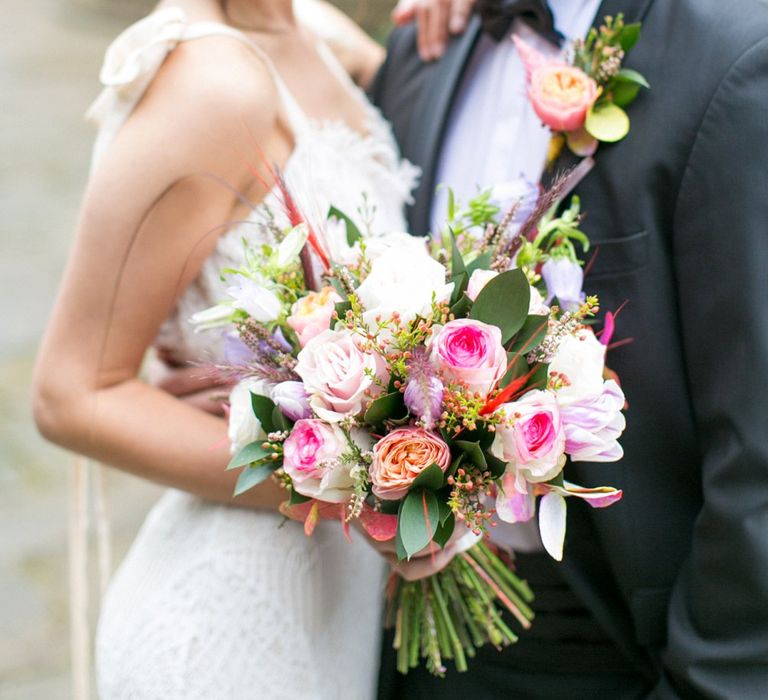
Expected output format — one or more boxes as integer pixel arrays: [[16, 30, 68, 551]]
[[194, 181, 626, 676]]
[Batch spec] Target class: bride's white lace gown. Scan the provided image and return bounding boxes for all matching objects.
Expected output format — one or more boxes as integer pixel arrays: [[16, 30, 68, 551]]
[[90, 8, 418, 699]]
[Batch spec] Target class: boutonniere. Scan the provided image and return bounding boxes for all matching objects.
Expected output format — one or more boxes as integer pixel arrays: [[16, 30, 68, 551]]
[[515, 14, 649, 164]]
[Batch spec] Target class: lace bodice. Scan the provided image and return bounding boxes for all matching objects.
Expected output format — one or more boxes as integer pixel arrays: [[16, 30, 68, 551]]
[[87, 5, 419, 362]]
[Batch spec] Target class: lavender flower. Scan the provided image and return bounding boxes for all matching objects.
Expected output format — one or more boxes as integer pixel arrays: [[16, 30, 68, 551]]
[[223, 332, 255, 367], [403, 348, 444, 428], [541, 257, 585, 312]]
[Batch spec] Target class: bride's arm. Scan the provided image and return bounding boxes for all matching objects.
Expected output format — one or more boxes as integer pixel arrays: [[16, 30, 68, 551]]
[[32, 42, 286, 509]]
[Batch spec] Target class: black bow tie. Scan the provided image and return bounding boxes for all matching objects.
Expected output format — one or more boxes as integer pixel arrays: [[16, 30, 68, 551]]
[[477, 0, 564, 45]]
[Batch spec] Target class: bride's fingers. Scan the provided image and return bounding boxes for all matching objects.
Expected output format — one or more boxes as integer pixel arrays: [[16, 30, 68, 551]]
[[179, 388, 229, 416], [415, 2, 432, 61]]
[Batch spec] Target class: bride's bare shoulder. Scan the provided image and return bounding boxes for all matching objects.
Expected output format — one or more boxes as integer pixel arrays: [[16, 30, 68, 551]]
[[127, 32, 280, 171]]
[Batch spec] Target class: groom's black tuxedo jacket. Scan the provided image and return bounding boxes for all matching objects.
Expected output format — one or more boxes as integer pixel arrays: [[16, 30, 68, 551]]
[[371, 0, 768, 697]]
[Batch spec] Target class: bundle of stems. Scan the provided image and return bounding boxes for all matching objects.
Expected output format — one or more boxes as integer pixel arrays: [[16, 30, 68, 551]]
[[389, 542, 535, 676]]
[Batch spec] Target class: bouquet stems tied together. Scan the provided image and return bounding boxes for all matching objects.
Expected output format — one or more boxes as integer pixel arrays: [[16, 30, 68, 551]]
[[392, 542, 534, 676]]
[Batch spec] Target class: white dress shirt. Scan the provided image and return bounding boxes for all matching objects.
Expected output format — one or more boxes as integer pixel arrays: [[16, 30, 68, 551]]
[[431, 0, 602, 551]]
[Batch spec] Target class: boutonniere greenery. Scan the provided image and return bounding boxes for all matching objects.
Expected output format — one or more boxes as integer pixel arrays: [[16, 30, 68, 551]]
[[515, 14, 649, 164]]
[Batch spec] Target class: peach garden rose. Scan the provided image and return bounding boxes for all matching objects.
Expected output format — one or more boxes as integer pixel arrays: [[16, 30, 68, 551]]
[[287, 286, 342, 347], [371, 427, 451, 501]]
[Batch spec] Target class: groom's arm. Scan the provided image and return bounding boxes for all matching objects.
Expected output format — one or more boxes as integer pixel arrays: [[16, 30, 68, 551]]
[[649, 36, 768, 700]]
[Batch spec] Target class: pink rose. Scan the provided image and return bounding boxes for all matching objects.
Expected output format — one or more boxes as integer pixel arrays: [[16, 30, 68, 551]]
[[370, 427, 451, 501], [491, 390, 566, 486], [295, 329, 389, 422], [287, 286, 341, 347], [431, 319, 507, 397], [514, 37, 598, 133], [282, 419, 352, 502]]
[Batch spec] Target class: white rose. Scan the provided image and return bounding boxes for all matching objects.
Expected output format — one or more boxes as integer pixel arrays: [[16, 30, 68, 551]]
[[228, 378, 270, 454], [356, 247, 454, 328], [466, 269, 499, 301], [528, 287, 550, 316], [227, 277, 282, 323], [364, 232, 428, 262], [548, 328, 606, 405]]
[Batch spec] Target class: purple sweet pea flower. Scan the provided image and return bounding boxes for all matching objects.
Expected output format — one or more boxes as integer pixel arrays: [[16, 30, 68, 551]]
[[541, 257, 585, 312], [560, 380, 626, 462], [223, 332, 255, 367], [271, 381, 312, 421]]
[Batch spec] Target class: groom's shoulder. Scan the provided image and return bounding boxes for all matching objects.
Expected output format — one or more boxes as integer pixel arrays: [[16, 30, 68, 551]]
[[666, 0, 768, 61]]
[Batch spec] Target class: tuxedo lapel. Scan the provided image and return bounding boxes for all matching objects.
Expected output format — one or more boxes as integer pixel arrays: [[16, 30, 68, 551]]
[[408, 17, 482, 236]]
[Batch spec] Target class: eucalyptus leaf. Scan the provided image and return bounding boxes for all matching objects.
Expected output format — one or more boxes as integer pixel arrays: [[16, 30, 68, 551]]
[[271, 406, 291, 432], [470, 269, 530, 342], [397, 490, 440, 560], [288, 489, 312, 505], [450, 271, 469, 305], [616, 68, 650, 88], [585, 102, 630, 143], [485, 453, 507, 479], [227, 441, 272, 470], [364, 391, 406, 427], [234, 464, 276, 496], [433, 513, 456, 549], [466, 250, 493, 275], [449, 228, 466, 277], [411, 463, 445, 491], [618, 23, 641, 52], [454, 440, 487, 470], [250, 393, 277, 433], [450, 292, 473, 319], [612, 82, 640, 108], [508, 315, 549, 355], [328, 205, 362, 246]]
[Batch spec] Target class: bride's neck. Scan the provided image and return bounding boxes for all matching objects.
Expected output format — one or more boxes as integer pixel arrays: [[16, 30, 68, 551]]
[[222, 0, 296, 32]]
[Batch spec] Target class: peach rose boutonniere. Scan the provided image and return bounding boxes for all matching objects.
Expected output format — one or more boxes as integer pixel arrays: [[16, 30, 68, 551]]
[[515, 13, 649, 162]]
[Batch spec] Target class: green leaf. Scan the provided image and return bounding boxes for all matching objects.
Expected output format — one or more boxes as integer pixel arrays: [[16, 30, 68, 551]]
[[469, 269, 530, 342], [508, 315, 549, 355], [450, 271, 469, 305], [433, 513, 456, 549], [449, 228, 466, 277], [328, 205, 362, 246], [397, 490, 440, 560], [271, 406, 291, 432], [395, 525, 407, 561], [611, 82, 640, 108], [335, 300, 352, 319], [227, 440, 272, 470], [618, 22, 641, 52], [234, 464, 276, 496], [411, 463, 445, 491], [485, 453, 507, 479], [466, 250, 493, 276], [499, 352, 529, 390], [364, 391, 406, 427], [438, 499, 453, 525], [585, 102, 630, 143], [288, 488, 312, 505], [250, 393, 277, 433], [450, 292, 473, 319], [616, 68, 650, 88], [454, 440, 487, 470]]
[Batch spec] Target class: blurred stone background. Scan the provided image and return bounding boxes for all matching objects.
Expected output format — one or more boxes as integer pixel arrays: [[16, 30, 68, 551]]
[[0, 1, 393, 697]]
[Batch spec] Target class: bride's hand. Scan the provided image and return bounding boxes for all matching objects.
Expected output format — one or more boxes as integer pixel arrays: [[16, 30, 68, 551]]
[[392, 0, 476, 62]]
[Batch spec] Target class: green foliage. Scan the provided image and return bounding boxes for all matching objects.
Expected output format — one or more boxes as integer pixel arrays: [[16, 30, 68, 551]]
[[328, 205, 362, 246], [411, 463, 446, 491], [364, 391, 407, 427], [250, 393, 278, 432], [469, 269, 530, 343], [585, 102, 630, 142], [397, 489, 440, 560], [234, 464, 277, 496], [227, 440, 272, 470]]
